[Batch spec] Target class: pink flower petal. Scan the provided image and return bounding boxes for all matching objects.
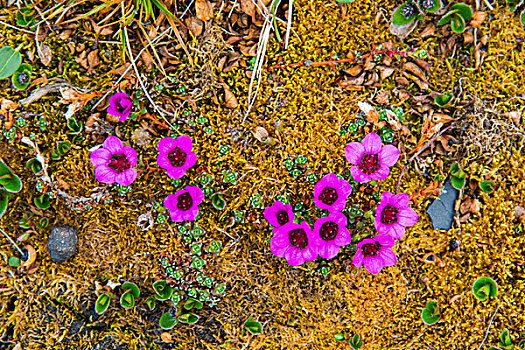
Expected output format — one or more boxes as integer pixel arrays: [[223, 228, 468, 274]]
[[398, 208, 418, 226], [157, 154, 172, 169], [374, 234, 395, 247], [350, 166, 371, 183], [169, 209, 185, 222], [379, 248, 397, 267], [176, 135, 193, 153], [115, 168, 137, 186], [379, 144, 400, 167], [318, 243, 340, 259], [185, 152, 197, 169], [122, 147, 137, 167], [334, 228, 351, 246], [90, 148, 111, 167], [158, 137, 176, 155], [389, 223, 406, 240], [95, 165, 116, 184], [374, 220, 391, 235], [188, 186, 204, 205], [352, 249, 364, 268], [167, 167, 186, 179], [302, 244, 319, 261], [370, 165, 390, 181], [264, 206, 280, 227], [361, 132, 382, 154], [164, 194, 176, 210], [379, 191, 394, 205], [103, 136, 123, 153], [391, 193, 410, 208], [285, 248, 304, 266], [270, 233, 290, 257], [363, 256, 384, 274], [345, 142, 365, 164]]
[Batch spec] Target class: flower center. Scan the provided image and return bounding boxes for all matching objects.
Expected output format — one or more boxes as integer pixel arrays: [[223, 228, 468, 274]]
[[176, 192, 193, 211], [108, 153, 131, 173], [17, 72, 29, 84], [362, 242, 381, 257], [289, 228, 308, 250], [319, 221, 339, 241], [381, 204, 399, 225], [319, 187, 338, 206], [277, 210, 289, 226], [168, 146, 187, 167], [358, 153, 381, 175], [421, 0, 434, 10], [402, 3, 416, 17]]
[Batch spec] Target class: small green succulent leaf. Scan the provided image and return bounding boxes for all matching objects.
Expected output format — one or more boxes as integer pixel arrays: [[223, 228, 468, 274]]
[[472, 277, 498, 301], [349, 334, 364, 349], [499, 329, 512, 346], [437, 9, 459, 26], [0, 46, 22, 80], [392, 2, 419, 26], [16, 8, 35, 27], [26, 158, 43, 174], [243, 317, 263, 335], [450, 14, 466, 33], [120, 290, 135, 309], [67, 118, 82, 134], [178, 312, 199, 324], [57, 141, 72, 156], [159, 310, 177, 330], [0, 192, 9, 218], [421, 301, 440, 325], [34, 193, 51, 210], [450, 3, 474, 20], [8, 256, 21, 267], [95, 293, 112, 315], [211, 193, 226, 210], [517, 339, 525, 349], [451, 175, 466, 190], [335, 333, 345, 341], [521, 9, 525, 25], [145, 296, 156, 311], [419, 0, 442, 12], [50, 149, 61, 160], [37, 217, 49, 230], [121, 282, 140, 298], [480, 181, 495, 193], [0, 159, 22, 193], [435, 92, 453, 107], [153, 280, 173, 301], [11, 63, 32, 90], [184, 297, 203, 310]]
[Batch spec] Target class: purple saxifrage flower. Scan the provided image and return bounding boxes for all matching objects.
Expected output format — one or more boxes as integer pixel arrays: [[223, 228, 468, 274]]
[[313, 173, 352, 213], [345, 132, 400, 183], [264, 201, 294, 228], [157, 136, 197, 179], [107, 92, 133, 122], [353, 234, 397, 274], [164, 186, 204, 222], [311, 212, 352, 259], [270, 221, 318, 266], [375, 191, 418, 240], [90, 136, 137, 186]]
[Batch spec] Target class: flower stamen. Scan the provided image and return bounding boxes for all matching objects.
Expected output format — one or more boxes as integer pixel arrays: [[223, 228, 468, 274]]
[[277, 210, 289, 226], [319, 187, 338, 206], [289, 228, 308, 249], [358, 153, 381, 175], [177, 192, 193, 211], [319, 221, 338, 241], [381, 204, 399, 225], [108, 153, 131, 173], [167, 146, 187, 167]]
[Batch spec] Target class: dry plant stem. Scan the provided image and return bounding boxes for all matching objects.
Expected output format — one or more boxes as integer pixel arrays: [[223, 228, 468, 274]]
[[0, 228, 25, 257], [0, 20, 35, 35], [284, 0, 293, 49], [477, 304, 501, 350], [395, 124, 455, 193]]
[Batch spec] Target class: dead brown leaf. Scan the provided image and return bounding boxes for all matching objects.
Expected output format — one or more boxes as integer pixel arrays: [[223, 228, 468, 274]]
[[346, 65, 363, 77], [514, 206, 525, 223], [504, 111, 522, 126], [223, 84, 238, 108], [340, 73, 365, 87], [161, 332, 173, 343], [470, 11, 486, 28], [395, 76, 410, 87], [87, 49, 100, 73], [185, 16, 204, 36], [195, 0, 214, 21], [375, 90, 390, 105], [38, 43, 52, 67], [253, 126, 269, 142], [377, 65, 395, 80], [419, 24, 435, 38], [241, 0, 256, 17], [463, 31, 474, 44]]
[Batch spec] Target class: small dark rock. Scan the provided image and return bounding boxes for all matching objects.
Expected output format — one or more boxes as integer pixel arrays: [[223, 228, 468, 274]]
[[47, 225, 78, 263], [426, 179, 459, 230], [449, 239, 460, 251]]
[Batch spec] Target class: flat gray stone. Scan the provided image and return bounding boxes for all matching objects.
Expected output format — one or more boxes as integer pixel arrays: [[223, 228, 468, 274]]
[[47, 225, 78, 263], [426, 179, 459, 230]]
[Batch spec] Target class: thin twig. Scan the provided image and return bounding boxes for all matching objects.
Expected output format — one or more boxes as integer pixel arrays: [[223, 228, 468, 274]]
[[395, 123, 456, 193], [284, 0, 293, 49], [477, 304, 501, 350], [0, 228, 25, 257], [0, 20, 35, 34]]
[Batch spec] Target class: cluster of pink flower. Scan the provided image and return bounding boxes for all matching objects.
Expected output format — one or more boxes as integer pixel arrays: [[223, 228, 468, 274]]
[[89, 93, 203, 222], [265, 132, 418, 274]]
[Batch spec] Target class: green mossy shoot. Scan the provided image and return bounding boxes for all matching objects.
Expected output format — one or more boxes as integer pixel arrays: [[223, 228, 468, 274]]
[[16, 7, 36, 27], [159, 310, 177, 330], [421, 301, 440, 325], [145, 296, 156, 311], [95, 293, 112, 315], [243, 317, 263, 335], [0, 159, 22, 193], [435, 92, 454, 107], [349, 334, 364, 349], [472, 277, 498, 301], [450, 163, 466, 190], [11, 64, 32, 90], [392, 2, 419, 26], [183, 297, 203, 310], [178, 312, 199, 324], [437, 3, 473, 33], [153, 280, 173, 301], [120, 290, 136, 309], [34, 194, 51, 210], [480, 181, 495, 193], [0, 46, 22, 80]]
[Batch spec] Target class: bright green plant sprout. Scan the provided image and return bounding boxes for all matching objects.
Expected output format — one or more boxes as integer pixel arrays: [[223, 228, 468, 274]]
[[421, 301, 440, 325], [437, 3, 473, 33], [480, 181, 495, 193], [120, 282, 140, 309], [435, 92, 454, 107], [349, 334, 364, 349], [153, 280, 173, 301], [11, 64, 32, 90], [16, 7, 36, 27], [450, 163, 466, 190], [183, 297, 203, 311], [159, 310, 177, 330], [34, 193, 51, 210], [178, 312, 199, 324], [0, 159, 22, 193], [211, 193, 226, 210], [392, 2, 420, 26], [95, 292, 112, 315], [243, 316, 263, 335], [0, 45, 22, 80], [145, 296, 156, 311], [472, 277, 498, 301]]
